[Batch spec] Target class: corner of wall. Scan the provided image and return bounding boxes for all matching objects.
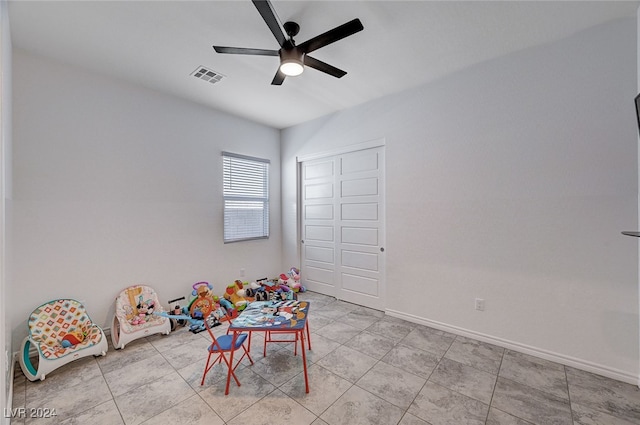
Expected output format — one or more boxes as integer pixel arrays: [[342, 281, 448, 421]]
[[1, 0, 12, 418], [636, 3, 640, 389]]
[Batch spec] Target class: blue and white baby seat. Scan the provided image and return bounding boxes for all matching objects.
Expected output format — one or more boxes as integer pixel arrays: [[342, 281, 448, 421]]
[[18, 299, 108, 381]]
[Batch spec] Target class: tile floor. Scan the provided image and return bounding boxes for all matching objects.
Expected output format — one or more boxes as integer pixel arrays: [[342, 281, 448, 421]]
[[11, 291, 640, 425]]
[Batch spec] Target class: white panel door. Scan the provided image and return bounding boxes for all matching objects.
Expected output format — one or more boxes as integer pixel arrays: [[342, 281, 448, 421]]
[[301, 146, 385, 310], [301, 158, 337, 296]]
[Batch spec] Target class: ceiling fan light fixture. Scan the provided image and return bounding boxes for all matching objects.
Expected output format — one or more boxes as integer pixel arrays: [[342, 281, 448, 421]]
[[279, 47, 304, 76], [280, 60, 304, 76]]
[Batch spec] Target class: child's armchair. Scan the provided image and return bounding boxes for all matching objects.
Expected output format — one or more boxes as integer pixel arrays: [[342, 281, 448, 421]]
[[18, 299, 108, 381]]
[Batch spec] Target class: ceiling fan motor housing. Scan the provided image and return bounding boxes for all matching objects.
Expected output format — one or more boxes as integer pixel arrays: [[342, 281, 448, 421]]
[[283, 21, 300, 38]]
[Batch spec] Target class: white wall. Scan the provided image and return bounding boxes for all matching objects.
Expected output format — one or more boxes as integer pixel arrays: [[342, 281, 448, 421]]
[[636, 4, 640, 385], [0, 0, 11, 419], [282, 18, 639, 382], [11, 50, 282, 347]]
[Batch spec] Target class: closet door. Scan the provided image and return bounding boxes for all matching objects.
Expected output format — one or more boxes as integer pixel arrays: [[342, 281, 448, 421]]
[[301, 146, 385, 310], [301, 157, 338, 297]]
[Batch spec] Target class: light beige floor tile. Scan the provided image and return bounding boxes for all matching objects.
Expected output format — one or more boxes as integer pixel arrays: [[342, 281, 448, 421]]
[[25, 372, 113, 425], [279, 332, 341, 364], [140, 394, 224, 425], [398, 412, 432, 425], [320, 385, 404, 425], [315, 345, 377, 383], [103, 353, 174, 397], [365, 319, 414, 343], [114, 371, 195, 425], [491, 377, 572, 425], [566, 367, 640, 424], [572, 402, 639, 425], [146, 326, 198, 352], [400, 326, 456, 358], [408, 381, 488, 425], [59, 399, 124, 425], [344, 330, 397, 360], [160, 335, 211, 370], [98, 338, 158, 374], [198, 367, 275, 422], [445, 335, 504, 375], [429, 357, 497, 404], [227, 389, 317, 425], [342, 309, 385, 330], [249, 349, 307, 387], [280, 364, 353, 415], [356, 361, 426, 410], [381, 343, 440, 380], [486, 407, 534, 424], [314, 321, 362, 344], [499, 350, 568, 400]]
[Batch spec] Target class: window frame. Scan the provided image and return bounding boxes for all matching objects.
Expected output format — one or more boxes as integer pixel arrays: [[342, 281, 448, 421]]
[[222, 151, 270, 243]]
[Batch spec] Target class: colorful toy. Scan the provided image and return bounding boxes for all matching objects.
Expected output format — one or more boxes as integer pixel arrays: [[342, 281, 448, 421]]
[[191, 281, 214, 300], [277, 267, 304, 292], [166, 296, 187, 331], [288, 267, 303, 292], [224, 280, 249, 311], [219, 296, 233, 311], [237, 281, 259, 299], [155, 304, 219, 334], [60, 329, 86, 348], [155, 281, 244, 332]]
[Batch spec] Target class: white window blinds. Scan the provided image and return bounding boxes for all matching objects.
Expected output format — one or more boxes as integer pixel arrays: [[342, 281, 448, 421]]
[[222, 152, 270, 243]]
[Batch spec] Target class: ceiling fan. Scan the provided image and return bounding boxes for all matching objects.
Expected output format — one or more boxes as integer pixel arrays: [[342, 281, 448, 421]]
[[212, 0, 364, 85]]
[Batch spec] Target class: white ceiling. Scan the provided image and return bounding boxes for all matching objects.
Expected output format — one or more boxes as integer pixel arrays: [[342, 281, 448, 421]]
[[9, 1, 639, 129]]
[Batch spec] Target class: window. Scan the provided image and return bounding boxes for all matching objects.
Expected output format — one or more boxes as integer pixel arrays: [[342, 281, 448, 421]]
[[222, 152, 270, 243]]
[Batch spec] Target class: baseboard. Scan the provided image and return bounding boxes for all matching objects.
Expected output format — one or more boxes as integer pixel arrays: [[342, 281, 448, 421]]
[[385, 308, 639, 386]]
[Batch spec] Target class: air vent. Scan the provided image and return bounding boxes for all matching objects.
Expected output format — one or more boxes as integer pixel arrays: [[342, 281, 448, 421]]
[[191, 66, 225, 85]]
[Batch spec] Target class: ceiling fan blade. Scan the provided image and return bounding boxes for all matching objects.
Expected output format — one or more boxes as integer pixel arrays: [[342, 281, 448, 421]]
[[271, 69, 286, 85], [298, 18, 364, 54], [252, 0, 288, 47], [213, 46, 279, 56], [304, 55, 347, 78]]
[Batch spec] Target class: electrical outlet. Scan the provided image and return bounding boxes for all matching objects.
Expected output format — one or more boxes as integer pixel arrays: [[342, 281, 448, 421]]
[[475, 298, 485, 311], [240, 268, 245, 278]]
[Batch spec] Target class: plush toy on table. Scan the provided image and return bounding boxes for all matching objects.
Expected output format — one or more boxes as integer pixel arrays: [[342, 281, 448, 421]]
[[61, 329, 86, 348]]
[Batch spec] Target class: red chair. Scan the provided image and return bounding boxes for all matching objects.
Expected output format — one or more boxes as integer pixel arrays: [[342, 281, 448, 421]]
[[193, 293, 253, 388]]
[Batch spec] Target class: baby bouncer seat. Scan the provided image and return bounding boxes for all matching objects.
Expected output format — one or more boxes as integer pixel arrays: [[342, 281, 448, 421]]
[[111, 285, 171, 349], [18, 299, 108, 381]]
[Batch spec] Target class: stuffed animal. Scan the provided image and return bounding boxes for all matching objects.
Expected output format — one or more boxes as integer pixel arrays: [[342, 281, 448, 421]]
[[278, 273, 292, 286], [224, 281, 248, 311], [289, 267, 300, 282], [288, 267, 302, 292], [61, 330, 85, 348], [131, 295, 156, 325]]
